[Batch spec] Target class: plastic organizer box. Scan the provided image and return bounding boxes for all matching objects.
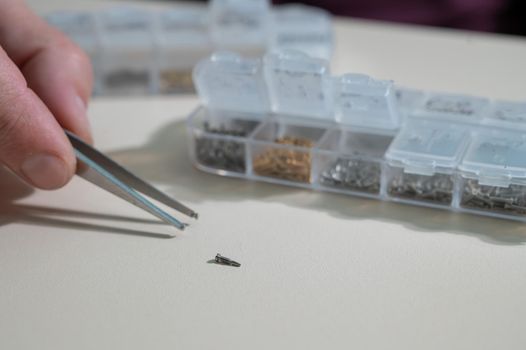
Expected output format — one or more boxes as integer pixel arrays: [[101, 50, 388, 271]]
[[45, 1, 332, 96], [187, 50, 526, 223]]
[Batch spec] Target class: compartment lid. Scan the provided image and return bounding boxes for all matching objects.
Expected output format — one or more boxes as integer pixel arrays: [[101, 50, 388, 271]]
[[263, 50, 333, 122], [193, 51, 270, 115], [410, 91, 490, 125], [333, 73, 400, 131], [482, 100, 526, 130], [209, 0, 271, 46], [318, 129, 394, 159], [271, 4, 333, 60], [46, 11, 98, 50], [395, 87, 427, 119], [386, 118, 470, 175], [272, 4, 331, 29], [97, 6, 154, 48], [156, 8, 209, 47], [459, 127, 526, 186], [46, 11, 96, 37]]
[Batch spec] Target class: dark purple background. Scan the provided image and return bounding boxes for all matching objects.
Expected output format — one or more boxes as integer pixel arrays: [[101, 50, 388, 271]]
[[272, 0, 526, 34]]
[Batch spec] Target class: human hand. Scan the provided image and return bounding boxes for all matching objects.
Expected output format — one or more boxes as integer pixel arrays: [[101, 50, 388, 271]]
[[0, 0, 93, 190]]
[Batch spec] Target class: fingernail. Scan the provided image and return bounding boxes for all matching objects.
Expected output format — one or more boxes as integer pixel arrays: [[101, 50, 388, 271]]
[[21, 153, 70, 189], [74, 94, 93, 143], [75, 94, 87, 114]]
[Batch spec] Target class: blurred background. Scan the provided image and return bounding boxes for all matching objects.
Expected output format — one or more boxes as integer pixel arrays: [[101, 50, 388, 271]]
[[183, 0, 526, 35]]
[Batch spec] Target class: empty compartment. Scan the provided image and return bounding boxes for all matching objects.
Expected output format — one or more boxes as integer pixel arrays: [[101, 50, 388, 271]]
[[263, 50, 333, 120], [271, 4, 333, 60], [155, 8, 211, 94], [97, 7, 156, 95], [251, 121, 327, 183], [188, 107, 262, 174], [316, 129, 393, 195], [459, 128, 526, 219], [385, 118, 470, 207], [193, 52, 270, 114]]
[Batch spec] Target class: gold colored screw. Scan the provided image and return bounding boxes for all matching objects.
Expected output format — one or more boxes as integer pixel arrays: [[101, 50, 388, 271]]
[[253, 136, 314, 183], [160, 69, 194, 93]]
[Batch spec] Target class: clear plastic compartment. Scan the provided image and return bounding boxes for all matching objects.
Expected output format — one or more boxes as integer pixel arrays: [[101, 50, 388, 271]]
[[313, 73, 399, 197], [271, 4, 333, 60], [315, 129, 394, 197], [264, 50, 333, 120], [193, 52, 270, 114], [412, 92, 490, 124], [251, 121, 328, 185], [44, 3, 336, 97], [188, 107, 262, 175], [209, 0, 271, 56], [458, 127, 526, 220], [187, 50, 526, 224], [385, 118, 471, 207], [154, 8, 211, 94], [97, 6, 156, 95]]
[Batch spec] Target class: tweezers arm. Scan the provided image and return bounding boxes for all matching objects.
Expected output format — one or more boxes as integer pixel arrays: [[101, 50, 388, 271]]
[[65, 130, 198, 219], [73, 150, 186, 232]]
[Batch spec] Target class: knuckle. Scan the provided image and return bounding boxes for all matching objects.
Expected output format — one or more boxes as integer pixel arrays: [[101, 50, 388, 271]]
[[57, 40, 92, 70], [56, 42, 94, 89]]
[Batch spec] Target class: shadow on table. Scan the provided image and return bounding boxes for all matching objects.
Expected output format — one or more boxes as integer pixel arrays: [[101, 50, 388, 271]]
[[100, 117, 525, 246], [0, 166, 172, 239]]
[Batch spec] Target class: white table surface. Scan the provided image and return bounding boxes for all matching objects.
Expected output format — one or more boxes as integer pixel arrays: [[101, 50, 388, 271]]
[[2, 1, 526, 349]]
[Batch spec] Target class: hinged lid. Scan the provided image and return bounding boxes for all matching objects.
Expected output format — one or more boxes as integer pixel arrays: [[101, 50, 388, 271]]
[[97, 6, 155, 50], [156, 8, 209, 47], [193, 51, 270, 114], [459, 127, 526, 187], [483, 100, 526, 130], [411, 92, 490, 124], [395, 87, 427, 119], [333, 73, 399, 131], [271, 4, 332, 60], [263, 50, 333, 122], [46, 11, 98, 52], [386, 119, 470, 175], [209, 0, 271, 48], [46, 11, 96, 37]]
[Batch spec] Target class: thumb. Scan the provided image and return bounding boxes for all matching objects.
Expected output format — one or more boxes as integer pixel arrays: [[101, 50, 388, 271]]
[[0, 46, 76, 190]]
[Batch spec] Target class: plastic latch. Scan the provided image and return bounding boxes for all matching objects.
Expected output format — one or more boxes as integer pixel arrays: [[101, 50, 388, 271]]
[[478, 173, 511, 187], [403, 160, 436, 176]]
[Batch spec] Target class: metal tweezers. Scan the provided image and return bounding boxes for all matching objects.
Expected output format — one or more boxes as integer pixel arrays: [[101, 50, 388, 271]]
[[65, 130, 197, 234]]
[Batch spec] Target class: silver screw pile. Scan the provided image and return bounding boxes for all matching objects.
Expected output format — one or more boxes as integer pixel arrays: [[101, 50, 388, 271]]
[[320, 158, 381, 194], [195, 120, 257, 173], [461, 180, 526, 215], [104, 69, 149, 89], [388, 172, 454, 204], [425, 98, 474, 116]]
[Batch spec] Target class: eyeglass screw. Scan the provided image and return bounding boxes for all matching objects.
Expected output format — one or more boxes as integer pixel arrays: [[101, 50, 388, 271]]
[[215, 254, 241, 267]]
